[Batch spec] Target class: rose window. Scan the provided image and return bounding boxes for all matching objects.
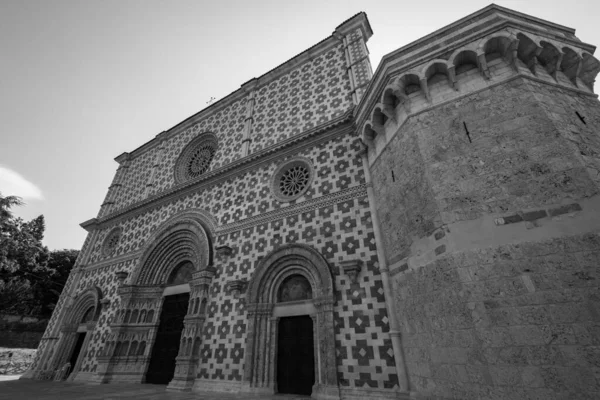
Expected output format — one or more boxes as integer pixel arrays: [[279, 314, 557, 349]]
[[187, 145, 215, 178], [175, 133, 218, 183], [271, 157, 314, 202], [102, 228, 122, 257], [279, 165, 310, 197]]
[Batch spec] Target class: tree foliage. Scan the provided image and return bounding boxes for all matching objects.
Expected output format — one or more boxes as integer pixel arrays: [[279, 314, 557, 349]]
[[0, 192, 79, 317]]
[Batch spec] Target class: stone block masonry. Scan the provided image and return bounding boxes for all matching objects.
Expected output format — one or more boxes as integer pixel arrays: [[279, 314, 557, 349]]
[[356, 4, 600, 399], [392, 232, 600, 399]]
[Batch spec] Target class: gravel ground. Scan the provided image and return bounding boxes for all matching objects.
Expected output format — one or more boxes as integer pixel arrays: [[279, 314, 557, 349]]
[[0, 347, 36, 375]]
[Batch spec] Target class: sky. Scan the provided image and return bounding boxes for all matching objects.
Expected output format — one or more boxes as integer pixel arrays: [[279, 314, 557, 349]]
[[1, 0, 599, 250]]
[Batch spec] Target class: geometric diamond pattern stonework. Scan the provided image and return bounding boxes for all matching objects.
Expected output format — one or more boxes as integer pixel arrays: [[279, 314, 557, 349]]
[[27, 7, 600, 400]]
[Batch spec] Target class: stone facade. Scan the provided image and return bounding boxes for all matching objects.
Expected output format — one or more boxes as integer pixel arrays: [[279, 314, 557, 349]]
[[23, 5, 600, 400]]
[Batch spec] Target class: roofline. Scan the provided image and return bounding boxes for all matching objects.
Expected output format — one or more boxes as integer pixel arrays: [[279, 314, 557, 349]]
[[378, 4, 576, 72], [355, 3, 596, 125], [119, 12, 371, 162]]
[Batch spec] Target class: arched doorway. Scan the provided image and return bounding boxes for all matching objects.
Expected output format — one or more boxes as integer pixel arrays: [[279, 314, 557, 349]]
[[96, 211, 216, 390], [52, 287, 103, 382], [243, 244, 340, 400], [276, 275, 315, 395], [145, 262, 194, 384]]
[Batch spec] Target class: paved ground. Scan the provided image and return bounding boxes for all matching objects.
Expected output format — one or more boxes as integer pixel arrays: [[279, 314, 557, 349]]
[[0, 380, 311, 399]]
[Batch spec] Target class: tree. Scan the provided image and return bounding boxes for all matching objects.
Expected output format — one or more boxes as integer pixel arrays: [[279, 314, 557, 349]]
[[0, 192, 80, 316], [0, 192, 23, 221], [39, 249, 80, 314]]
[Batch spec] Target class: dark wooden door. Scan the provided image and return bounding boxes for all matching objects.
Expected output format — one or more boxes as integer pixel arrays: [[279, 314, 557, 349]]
[[277, 315, 315, 395], [68, 332, 86, 375], [145, 293, 189, 384]]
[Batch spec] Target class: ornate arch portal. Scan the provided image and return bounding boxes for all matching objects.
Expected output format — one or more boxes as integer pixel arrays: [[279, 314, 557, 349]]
[[44, 286, 103, 382], [95, 214, 215, 391], [243, 244, 340, 400]]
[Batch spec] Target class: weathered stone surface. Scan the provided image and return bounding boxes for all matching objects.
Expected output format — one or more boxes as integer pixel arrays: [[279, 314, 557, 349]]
[[391, 234, 600, 399]]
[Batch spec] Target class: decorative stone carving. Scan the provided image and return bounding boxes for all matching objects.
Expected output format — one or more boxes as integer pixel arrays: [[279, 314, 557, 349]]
[[174, 133, 218, 183], [242, 244, 339, 399], [115, 271, 128, 286], [270, 156, 315, 202], [216, 245, 233, 258], [225, 279, 248, 298], [340, 259, 362, 283], [102, 227, 122, 257]]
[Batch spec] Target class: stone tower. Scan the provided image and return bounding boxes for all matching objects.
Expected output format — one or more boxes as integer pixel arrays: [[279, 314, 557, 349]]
[[356, 4, 600, 399]]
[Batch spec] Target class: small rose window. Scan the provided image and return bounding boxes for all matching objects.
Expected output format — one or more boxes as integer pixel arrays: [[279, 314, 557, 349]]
[[102, 228, 122, 257], [271, 157, 314, 202]]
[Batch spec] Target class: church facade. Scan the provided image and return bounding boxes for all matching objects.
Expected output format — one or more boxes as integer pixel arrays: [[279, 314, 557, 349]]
[[24, 5, 600, 400]]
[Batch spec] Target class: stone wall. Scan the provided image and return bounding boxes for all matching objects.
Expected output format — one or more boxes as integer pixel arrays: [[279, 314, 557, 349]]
[[0, 315, 48, 349], [370, 119, 440, 266], [367, 25, 600, 399], [104, 38, 355, 213], [392, 233, 600, 399], [371, 71, 600, 267], [48, 130, 398, 391]]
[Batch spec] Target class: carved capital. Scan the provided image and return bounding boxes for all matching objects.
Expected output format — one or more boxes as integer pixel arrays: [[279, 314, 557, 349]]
[[216, 245, 233, 258], [340, 259, 362, 283], [225, 279, 248, 298], [115, 271, 128, 286]]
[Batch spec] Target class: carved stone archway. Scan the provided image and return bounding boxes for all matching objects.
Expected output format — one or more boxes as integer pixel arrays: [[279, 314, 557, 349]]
[[94, 211, 217, 390], [243, 244, 339, 400], [48, 286, 103, 381]]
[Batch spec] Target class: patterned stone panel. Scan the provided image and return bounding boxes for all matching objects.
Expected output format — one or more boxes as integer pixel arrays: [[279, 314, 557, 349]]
[[150, 98, 247, 193], [85, 133, 365, 264], [196, 195, 397, 390], [104, 43, 352, 213], [75, 176, 397, 389], [87, 223, 129, 265], [112, 149, 157, 211], [250, 45, 353, 152], [74, 259, 138, 373], [74, 128, 396, 389], [346, 28, 372, 89], [110, 97, 247, 211]]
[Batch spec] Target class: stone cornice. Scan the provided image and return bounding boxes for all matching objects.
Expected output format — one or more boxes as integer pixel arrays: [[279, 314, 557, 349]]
[[334, 12, 372, 42], [81, 250, 142, 272], [80, 218, 99, 232], [114, 152, 131, 164], [355, 5, 597, 126], [218, 184, 367, 236], [85, 110, 355, 231], [365, 72, 598, 167]]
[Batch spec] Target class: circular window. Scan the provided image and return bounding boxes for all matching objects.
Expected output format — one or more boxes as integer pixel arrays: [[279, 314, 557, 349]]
[[271, 157, 314, 202], [175, 133, 218, 183], [102, 228, 122, 257]]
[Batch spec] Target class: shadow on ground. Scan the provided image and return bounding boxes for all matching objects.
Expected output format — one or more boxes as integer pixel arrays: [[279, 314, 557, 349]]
[[0, 380, 311, 399]]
